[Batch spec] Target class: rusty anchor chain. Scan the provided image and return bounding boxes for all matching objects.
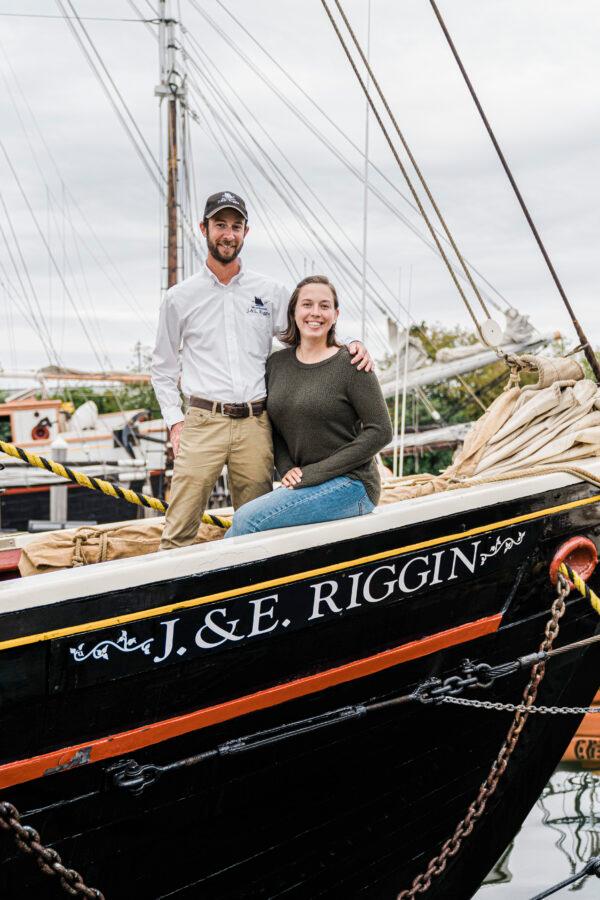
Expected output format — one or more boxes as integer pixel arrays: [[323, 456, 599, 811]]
[[397, 574, 570, 899], [0, 800, 104, 899]]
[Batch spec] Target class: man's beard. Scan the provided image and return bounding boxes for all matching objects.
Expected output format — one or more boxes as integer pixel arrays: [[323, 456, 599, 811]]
[[207, 236, 243, 265]]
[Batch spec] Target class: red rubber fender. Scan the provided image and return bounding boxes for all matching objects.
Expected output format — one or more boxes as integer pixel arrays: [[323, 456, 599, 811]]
[[31, 424, 50, 440], [549, 536, 598, 586], [0, 549, 21, 580]]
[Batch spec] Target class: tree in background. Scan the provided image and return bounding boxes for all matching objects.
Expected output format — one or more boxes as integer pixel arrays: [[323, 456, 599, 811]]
[[379, 323, 570, 475], [48, 346, 160, 418]]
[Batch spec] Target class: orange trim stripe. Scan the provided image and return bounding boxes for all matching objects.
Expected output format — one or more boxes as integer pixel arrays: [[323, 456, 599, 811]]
[[3, 484, 80, 496], [0, 613, 500, 790]]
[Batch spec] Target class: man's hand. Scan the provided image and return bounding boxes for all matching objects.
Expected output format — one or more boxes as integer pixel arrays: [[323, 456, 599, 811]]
[[169, 421, 184, 458], [281, 467, 303, 488], [348, 340, 373, 372]]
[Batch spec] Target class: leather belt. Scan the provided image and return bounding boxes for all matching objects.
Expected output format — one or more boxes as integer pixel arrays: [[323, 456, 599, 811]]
[[189, 396, 267, 418]]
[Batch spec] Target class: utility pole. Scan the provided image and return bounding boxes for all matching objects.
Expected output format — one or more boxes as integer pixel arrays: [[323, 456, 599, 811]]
[[155, 0, 186, 289]]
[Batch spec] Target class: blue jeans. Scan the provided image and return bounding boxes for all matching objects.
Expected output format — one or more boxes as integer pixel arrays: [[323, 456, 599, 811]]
[[225, 475, 375, 538]]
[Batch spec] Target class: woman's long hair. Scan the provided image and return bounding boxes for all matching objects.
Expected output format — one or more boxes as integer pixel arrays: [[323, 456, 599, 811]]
[[279, 275, 341, 348]]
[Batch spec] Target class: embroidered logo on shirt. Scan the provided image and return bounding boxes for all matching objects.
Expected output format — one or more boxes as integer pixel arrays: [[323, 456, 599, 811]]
[[247, 296, 271, 317]]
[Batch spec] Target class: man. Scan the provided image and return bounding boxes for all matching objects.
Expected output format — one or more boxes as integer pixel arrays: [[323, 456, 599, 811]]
[[152, 190, 372, 550]]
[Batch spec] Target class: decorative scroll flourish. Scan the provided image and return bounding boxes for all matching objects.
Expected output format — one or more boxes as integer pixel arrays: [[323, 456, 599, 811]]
[[480, 530, 526, 565], [70, 630, 153, 663]]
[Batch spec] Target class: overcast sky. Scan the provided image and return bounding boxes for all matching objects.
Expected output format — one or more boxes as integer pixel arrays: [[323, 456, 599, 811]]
[[1, 0, 600, 375]]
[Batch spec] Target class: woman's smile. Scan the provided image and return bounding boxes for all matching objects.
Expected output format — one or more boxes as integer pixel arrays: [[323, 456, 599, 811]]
[[294, 282, 339, 343]]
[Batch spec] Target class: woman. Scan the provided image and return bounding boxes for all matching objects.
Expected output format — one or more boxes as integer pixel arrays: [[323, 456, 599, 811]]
[[226, 275, 392, 538]]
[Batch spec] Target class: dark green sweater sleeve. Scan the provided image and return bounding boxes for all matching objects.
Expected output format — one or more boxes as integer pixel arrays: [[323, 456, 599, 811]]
[[272, 427, 295, 480], [298, 366, 392, 488]]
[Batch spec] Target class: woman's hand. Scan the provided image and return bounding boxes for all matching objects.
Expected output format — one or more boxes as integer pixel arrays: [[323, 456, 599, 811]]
[[281, 467, 303, 488]]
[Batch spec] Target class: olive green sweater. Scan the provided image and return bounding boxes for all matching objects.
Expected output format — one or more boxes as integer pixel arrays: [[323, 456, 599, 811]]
[[266, 347, 393, 504]]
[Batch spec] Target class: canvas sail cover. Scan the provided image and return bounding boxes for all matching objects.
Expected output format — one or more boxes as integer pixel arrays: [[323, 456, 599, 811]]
[[18, 520, 225, 577], [379, 354, 600, 503]]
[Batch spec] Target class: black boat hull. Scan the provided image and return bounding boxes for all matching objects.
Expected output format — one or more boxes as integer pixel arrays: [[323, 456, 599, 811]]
[[0, 480, 146, 532], [1, 480, 599, 898]]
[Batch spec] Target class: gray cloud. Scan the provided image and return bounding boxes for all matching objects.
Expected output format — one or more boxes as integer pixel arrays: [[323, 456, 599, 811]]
[[1, 0, 599, 376]]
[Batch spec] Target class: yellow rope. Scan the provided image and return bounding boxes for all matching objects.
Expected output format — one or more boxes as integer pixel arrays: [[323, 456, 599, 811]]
[[0, 439, 231, 529], [559, 562, 600, 616]]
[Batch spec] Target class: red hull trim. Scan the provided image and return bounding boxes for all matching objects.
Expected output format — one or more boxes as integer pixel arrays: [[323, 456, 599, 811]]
[[0, 613, 501, 790]]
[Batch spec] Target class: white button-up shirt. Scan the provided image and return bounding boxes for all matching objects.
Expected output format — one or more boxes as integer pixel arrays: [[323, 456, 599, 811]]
[[152, 262, 291, 428]]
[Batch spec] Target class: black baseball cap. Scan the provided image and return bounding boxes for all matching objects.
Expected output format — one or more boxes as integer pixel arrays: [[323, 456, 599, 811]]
[[203, 191, 248, 222]]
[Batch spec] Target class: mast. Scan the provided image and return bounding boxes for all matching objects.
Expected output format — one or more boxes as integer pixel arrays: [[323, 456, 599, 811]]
[[155, 1, 186, 290]]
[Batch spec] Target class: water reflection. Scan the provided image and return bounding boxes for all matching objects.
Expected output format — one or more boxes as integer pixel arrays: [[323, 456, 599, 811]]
[[477, 765, 600, 898]]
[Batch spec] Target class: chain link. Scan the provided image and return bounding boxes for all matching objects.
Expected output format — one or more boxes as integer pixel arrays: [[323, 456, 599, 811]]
[[397, 576, 570, 899], [0, 801, 104, 899], [441, 696, 600, 715]]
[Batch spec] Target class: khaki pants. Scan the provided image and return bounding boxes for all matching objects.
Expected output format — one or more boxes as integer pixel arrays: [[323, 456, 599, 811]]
[[160, 407, 274, 550]]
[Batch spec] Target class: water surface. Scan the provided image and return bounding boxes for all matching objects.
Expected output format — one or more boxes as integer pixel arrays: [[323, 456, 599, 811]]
[[476, 765, 600, 898]]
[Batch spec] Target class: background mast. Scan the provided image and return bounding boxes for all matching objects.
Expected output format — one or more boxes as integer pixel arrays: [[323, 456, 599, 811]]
[[156, 0, 186, 289]]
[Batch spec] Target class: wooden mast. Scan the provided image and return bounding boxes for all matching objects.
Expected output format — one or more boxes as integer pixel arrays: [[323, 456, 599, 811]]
[[167, 94, 178, 288], [156, 0, 185, 290]]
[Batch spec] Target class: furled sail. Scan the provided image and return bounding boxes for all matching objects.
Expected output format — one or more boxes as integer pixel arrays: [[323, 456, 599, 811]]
[[380, 354, 600, 503]]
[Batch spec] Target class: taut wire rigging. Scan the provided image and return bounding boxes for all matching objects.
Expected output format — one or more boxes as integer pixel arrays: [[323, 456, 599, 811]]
[[428, 0, 600, 383], [321, 0, 492, 339]]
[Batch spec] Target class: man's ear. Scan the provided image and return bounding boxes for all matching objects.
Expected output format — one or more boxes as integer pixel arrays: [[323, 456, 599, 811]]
[[244, 225, 250, 237], [199, 221, 207, 238]]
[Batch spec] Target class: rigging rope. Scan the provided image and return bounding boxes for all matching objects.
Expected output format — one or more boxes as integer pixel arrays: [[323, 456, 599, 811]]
[[320, 0, 491, 338], [0, 140, 137, 430], [185, 69, 392, 344], [0, 195, 58, 363], [188, 0, 511, 323], [0, 57, 154, 333], [1, 141, 112, 373], [0, 32, 159, 438], [0, 439, 231, 530], [427, 0, 600, 384], [54, 0, 164, 193], [331, 0, 492, 319], [184, 66, 390, 344], [184, 55, 426, 355], [0, 35, 156, 328], [53, 1, 203, 265], [0, 219, 54, 365], [186, 94, 302, 284], [212, 0, 512, 314], [560, 562, 600, 616], [183, 32, 408, 335]]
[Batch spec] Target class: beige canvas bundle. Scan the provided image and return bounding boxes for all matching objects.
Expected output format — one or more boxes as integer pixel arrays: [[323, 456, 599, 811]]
[[18, 519, 225, 577], [380, 355, 600, 504]]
